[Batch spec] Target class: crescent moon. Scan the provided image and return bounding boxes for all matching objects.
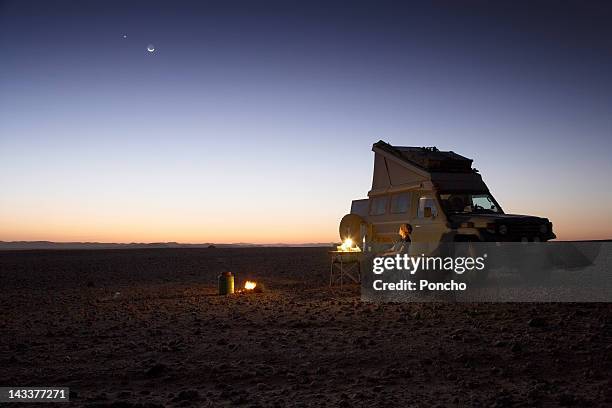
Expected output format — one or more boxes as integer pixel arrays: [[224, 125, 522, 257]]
[[147, 45, 155, 53]]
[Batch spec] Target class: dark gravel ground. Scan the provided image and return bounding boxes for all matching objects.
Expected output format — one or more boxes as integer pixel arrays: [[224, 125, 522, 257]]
[[0, 248, 611, 407]]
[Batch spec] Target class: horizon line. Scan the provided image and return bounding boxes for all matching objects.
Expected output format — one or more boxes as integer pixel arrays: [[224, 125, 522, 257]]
[[1, 238, 611, 251]]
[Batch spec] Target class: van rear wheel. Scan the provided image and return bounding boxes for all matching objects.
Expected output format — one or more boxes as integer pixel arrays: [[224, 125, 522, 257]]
[[454, 238, 489, 285]]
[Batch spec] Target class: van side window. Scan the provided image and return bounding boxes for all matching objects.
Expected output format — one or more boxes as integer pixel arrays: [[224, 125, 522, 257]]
[[390, 193, 411, 214], [369, 196, 387, 216], [417, 196, 438, 218]]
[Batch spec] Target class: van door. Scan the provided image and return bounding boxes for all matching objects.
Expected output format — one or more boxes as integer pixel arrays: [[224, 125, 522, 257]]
[[411, 194, 447, 255]]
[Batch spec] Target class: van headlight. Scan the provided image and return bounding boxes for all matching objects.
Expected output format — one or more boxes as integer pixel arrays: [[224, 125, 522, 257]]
[[498, 225, 508, 235]]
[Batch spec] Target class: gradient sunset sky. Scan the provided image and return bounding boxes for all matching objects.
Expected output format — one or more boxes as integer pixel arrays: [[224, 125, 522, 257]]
[[1, 0, 611, 243]]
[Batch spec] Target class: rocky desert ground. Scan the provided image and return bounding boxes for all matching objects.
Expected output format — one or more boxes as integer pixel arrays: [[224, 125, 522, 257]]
[[1, 248, 611, 407]]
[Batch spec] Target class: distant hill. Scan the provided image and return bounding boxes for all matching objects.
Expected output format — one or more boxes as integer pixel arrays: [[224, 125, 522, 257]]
[[0, 241, 333, 251]]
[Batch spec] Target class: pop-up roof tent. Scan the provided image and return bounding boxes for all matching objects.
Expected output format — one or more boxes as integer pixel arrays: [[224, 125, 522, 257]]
[[368, 140, 489, 196]]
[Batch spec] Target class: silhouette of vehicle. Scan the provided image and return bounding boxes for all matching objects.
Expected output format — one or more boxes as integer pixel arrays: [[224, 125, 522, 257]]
[[340, 141, 555, 254]]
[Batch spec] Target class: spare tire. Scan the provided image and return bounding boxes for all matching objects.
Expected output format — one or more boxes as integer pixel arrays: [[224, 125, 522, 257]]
[[339, 214, 365, 242]]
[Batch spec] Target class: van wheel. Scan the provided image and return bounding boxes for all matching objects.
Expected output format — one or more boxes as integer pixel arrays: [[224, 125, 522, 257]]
[[454, 238, 489, 285]]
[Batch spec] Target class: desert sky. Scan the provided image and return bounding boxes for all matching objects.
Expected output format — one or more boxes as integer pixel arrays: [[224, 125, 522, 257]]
[[1, 1, 611, 243]]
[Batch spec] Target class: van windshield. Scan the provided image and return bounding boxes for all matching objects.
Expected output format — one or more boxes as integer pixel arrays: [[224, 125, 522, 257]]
[[439, 193, 501, 214]]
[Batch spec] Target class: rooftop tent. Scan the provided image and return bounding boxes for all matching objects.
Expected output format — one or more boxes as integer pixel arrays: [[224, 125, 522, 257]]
[[369, 140, 489, 195]]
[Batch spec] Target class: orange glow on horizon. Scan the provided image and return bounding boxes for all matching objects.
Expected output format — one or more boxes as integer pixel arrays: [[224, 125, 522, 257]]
[[1, 217, 610, 244], [0, 215, 340, 245], [0, 199, 610, 244]]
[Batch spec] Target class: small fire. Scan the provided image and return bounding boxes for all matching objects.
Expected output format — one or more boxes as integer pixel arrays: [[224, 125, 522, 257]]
[[337, 238, 361, 252], [244, 280, 257, 290]]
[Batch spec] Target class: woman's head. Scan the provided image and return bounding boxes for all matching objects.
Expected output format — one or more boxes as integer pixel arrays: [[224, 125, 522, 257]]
[[399, 223, 412, 238]]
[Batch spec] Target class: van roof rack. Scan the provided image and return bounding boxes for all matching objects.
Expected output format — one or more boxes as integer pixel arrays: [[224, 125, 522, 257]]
[[373, 140, 474, 173]]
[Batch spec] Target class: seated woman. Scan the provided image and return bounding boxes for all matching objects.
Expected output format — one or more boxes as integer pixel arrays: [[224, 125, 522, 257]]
[[380, 223, 412, 256]]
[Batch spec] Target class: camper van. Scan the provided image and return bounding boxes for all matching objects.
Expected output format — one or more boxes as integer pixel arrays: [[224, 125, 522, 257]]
[[340, 141, 555, 254]]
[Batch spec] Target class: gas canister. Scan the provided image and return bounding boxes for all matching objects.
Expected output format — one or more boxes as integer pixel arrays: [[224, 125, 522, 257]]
[[218, 271, 234, 295]]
